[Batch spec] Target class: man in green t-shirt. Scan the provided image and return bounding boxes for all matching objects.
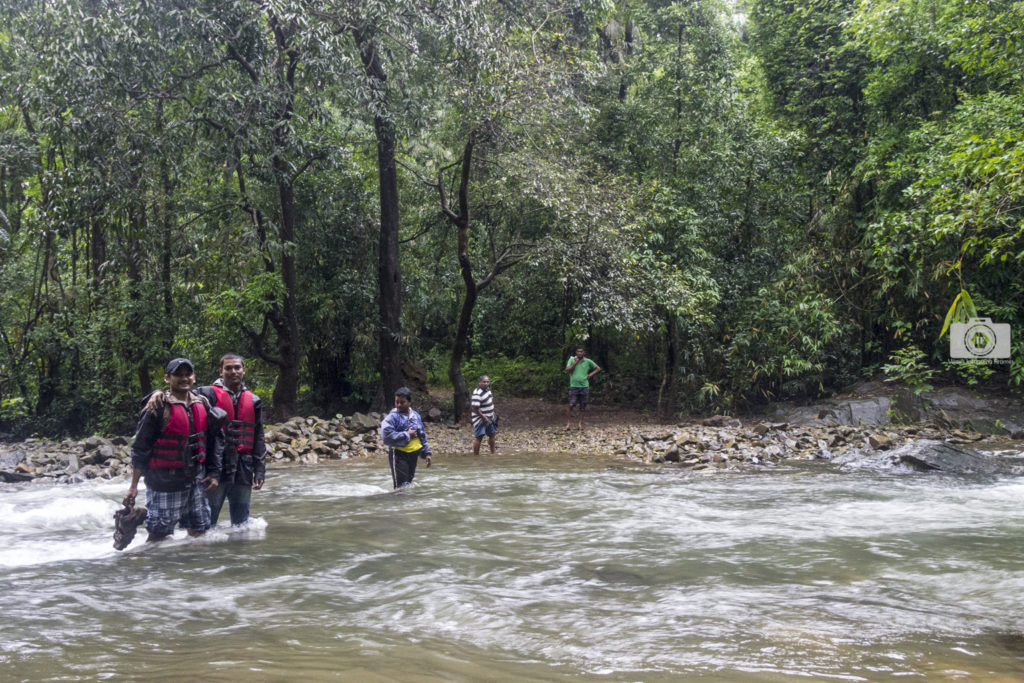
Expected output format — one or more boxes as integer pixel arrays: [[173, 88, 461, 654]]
[[564, 345, 601, 431]]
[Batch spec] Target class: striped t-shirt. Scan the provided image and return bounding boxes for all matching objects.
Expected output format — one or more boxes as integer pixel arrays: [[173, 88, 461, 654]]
[[470, 387, 494, 426]]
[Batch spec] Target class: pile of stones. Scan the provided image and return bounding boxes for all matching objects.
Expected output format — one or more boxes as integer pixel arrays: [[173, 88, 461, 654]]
[[0, 412, 386, 485], [0, 435, 133, 484], [619, 416, 984, 470], [264, 412, 383, 464]]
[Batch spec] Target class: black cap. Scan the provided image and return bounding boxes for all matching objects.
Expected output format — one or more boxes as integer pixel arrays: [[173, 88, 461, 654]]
[[165, 358, 194, 375]]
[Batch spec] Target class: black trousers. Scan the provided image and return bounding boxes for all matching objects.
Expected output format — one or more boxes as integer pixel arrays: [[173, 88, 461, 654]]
[[388, 449, 421, 489]]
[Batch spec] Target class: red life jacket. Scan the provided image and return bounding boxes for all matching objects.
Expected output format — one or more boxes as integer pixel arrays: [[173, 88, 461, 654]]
[[211, 385, 257, 454], [151, 401, 207, 469]]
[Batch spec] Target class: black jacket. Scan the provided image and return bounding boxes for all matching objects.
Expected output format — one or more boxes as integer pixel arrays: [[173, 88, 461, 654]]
[[130, 391, 224, 492]]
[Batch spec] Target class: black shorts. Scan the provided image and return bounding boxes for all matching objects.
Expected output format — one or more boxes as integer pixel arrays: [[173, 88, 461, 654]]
[[568, 386, 589, 409]]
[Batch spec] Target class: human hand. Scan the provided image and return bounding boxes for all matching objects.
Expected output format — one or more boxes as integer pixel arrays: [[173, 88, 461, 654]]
[[122, 488, 137, 507], [253, 479, 264, 491], [202, 476, 219, 492], [425, 455, 432, 468]]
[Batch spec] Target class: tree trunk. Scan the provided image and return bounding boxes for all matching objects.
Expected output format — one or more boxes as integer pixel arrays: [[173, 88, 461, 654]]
[[447, 140, 476, 422], [355, 27, 404, 407], [270, 160, 301, 419]]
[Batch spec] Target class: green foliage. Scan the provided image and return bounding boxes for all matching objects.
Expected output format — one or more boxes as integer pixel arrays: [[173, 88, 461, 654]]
[[1010, 340, 1024, 388], [941, 359, 995, 387], [2, 0, 1023, 435], [882, 345, 934, 394], [464, 354, 566, 398]]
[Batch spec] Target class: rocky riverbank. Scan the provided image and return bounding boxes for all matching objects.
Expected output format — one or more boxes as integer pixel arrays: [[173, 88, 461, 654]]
[[3, 383, 1023, 484], [0, 412, 387, 485], [427, 415, 1020, 470]]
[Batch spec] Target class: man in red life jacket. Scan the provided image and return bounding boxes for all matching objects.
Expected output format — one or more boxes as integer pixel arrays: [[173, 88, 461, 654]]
[[120, 358, 224, 544], [195, 353, 266, 526]]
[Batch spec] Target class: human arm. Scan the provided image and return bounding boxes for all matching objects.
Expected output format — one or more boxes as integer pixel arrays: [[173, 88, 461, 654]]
[[122, 467, 144, 506], [415, 411, 431, 459], [380, 412, 413, 448], [564, 356, 580, 373], [128, 397, 163, 473], [200, 399, 223, 492], [252, 396, 266, 490], [586, 359, 601, 380]]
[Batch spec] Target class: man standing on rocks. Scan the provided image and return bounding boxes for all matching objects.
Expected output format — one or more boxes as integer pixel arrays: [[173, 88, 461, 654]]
[[564, 346, 601, 432], [119, 358, 224, 546], [380, 387, 432, 489], [195, 353, 266, 526], [471, 375, 497, 455]]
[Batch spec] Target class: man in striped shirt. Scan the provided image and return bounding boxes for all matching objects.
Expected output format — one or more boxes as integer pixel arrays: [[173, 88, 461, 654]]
[[470, 375, 498, 456]]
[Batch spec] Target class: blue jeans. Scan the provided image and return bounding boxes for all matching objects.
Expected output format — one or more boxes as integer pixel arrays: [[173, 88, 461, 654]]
[[206, 480, 253, 526]]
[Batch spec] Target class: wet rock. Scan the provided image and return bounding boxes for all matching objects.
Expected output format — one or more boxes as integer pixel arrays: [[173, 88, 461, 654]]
[[868, 434, 892, 450], [0, 470, 34, 483], [893, 440, 1016, 475]]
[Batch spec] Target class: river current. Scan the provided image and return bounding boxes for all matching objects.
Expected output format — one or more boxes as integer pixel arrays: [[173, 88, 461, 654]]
[[3, 452, 1024, 680]]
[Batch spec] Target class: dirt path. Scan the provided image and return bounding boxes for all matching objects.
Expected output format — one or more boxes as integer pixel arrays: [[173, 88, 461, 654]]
[[425, 390, 679, 456]]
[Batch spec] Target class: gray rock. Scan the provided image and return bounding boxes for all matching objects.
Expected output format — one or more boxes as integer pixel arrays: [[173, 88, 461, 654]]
[[83, 436, 107, 450], [0, 448, 27, 468], [893, 440, 1017, 475], [833, 439, 1019, 475], [351, 413, 379, 431]]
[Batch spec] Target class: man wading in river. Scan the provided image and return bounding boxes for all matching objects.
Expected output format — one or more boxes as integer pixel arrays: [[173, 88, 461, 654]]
[[195, 354, 266, 526], [380, 387, 432, 489], [471, 375, 498, 456], [116, 358, 224, 547]]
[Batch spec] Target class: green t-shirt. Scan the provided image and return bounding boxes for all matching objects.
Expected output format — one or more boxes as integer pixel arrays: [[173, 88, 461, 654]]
[[566, 356, 598, 388]]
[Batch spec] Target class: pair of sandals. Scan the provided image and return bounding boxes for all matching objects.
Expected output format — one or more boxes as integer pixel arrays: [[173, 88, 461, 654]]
[[112, 504, 148, 550]]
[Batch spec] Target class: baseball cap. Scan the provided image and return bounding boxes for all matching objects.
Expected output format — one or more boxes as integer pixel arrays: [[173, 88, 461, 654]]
[[165, 358, 194, 375]]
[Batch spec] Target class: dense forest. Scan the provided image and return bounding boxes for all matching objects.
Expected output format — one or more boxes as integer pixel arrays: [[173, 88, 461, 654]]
[[1, 0, 1021, 436]]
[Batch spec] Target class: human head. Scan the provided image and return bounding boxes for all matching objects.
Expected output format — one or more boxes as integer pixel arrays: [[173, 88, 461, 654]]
[[478, 375, 490, 389], [574, 346, 585, 358], [164, 358, 195, 394], [165, 357, 194, 376], [219, 353, 246, 390], [394, 386, 413, 413]]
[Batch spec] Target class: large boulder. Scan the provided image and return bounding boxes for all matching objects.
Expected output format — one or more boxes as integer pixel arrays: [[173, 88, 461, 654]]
[[892, 439, 1019, 475], [832, 439, 1020, 475]]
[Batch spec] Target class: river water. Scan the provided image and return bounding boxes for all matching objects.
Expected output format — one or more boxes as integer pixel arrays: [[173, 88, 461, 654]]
[[3, 452, 1024, 681]]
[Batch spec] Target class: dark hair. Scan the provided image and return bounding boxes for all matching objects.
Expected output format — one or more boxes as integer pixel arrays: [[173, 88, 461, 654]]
[[394, 387, 413, 400], [220, 353, 244, 368], [575, 345, 585, 352]]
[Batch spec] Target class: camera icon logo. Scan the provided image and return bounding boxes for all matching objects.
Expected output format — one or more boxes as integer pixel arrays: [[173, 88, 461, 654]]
[[949, 317, 1011, 359]]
